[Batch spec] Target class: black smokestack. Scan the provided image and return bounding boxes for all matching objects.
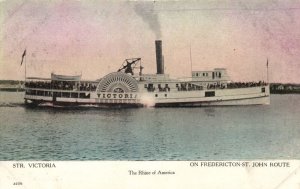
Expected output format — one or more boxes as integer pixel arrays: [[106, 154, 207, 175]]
[[155, 40, 164, 74]]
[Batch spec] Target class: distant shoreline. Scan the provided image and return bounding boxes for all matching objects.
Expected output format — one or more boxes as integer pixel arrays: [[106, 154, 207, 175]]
[[271, 91, 300, 94], [0, 80, 24, 92], [0, 88, 25, 92]]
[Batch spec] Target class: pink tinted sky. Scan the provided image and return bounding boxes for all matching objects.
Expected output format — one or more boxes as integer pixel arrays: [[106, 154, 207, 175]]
[[0, 0, 300, 83]]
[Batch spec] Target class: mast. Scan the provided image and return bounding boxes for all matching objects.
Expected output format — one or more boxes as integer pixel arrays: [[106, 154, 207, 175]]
[[189, 43, 193, 75], [20, 49, 27, 82], [25, 51, 27, 81]]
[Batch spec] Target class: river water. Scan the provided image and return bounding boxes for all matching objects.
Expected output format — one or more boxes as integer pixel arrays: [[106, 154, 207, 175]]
[[0, 92, 299, 160]]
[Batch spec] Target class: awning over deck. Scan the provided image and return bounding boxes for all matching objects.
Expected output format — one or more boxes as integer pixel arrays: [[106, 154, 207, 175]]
[[51, 73, 81, 81]]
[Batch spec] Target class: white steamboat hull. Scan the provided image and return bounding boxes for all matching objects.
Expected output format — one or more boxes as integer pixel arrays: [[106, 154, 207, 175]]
[[24, 86, 270, 107], [153, 96, 270, 107]]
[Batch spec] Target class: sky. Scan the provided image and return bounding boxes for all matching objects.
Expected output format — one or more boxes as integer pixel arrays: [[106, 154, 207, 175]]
[[0, 0, 300, 83]]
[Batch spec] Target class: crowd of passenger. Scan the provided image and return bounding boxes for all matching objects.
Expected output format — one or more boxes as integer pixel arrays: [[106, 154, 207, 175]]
[[158, 84, 170, 92], [207, 81, 267, 89], [226, 81, 267, 89], [146, 85, 156, 92], [177, 83, 203, 91], [207, 83, 226, 89], [25, 80, 267, 92], [146, 84, 171, 92], [146, 83, 204, 92], [146, 81, 267, 92], [25, 81, 97, 91]]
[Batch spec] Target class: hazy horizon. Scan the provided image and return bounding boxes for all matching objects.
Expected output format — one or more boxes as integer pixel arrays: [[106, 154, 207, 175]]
[[1, 1, 300, 83]]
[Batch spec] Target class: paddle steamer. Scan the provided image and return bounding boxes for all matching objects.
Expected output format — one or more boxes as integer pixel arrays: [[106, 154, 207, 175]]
[[24, 40, 270, 107]]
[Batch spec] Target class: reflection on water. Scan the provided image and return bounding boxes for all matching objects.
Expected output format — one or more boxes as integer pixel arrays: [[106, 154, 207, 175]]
[[0, 92, 299, 160], [204, 107, 216, 117]]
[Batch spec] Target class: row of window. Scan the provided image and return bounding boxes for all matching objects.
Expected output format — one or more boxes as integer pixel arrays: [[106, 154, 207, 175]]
[[194, 72, 209, 77], [153, 92, 216, 98], [193, 72, 222, 78], [26, 90, 90, 99]]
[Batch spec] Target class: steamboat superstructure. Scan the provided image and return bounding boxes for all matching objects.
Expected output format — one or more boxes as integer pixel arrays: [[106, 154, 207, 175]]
[[24, 40, 270, 107]]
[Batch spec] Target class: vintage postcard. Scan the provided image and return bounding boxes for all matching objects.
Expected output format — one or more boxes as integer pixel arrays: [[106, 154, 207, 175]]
[[0, 0, 299, 188]]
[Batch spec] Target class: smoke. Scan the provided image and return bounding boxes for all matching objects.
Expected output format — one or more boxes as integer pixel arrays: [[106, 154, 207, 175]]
[[140, 94, 156, 107], [134, 2, 161, 39]]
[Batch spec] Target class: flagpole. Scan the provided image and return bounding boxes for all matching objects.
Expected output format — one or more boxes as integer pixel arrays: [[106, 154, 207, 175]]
[[189, 43, 193, 76], [267, 58, 269, 84]]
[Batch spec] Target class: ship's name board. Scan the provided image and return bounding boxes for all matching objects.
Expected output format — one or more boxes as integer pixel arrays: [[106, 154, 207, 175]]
[[97, 93, 137, 99]]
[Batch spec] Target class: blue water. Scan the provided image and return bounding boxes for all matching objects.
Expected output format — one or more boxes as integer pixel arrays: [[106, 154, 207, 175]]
[[0, 92, 299, 160]]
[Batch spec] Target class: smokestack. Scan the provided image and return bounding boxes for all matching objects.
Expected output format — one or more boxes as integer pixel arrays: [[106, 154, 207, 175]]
[[155, 40, 164, 74]]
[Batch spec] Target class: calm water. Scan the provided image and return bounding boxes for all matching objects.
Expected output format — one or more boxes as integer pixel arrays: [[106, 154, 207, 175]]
[[0, 92, 299, 160]]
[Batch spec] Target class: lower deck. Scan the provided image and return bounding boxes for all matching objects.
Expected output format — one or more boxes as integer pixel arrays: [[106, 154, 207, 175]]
[[24, 85, 270, 107]]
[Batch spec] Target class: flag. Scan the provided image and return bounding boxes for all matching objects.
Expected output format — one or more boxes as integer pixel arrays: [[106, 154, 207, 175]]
[[266, 58, 269, 68], [20, 49, 26, 66]]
